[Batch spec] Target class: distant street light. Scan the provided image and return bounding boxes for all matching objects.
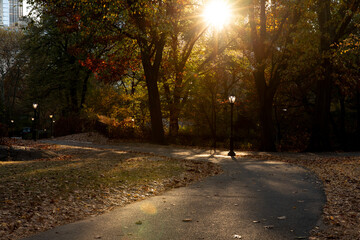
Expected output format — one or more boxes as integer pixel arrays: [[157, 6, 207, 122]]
[[228, 96, 236, 157], [49, 114, 54, 138], [33, 103, 38, 141], [10, 120, 14, 137]]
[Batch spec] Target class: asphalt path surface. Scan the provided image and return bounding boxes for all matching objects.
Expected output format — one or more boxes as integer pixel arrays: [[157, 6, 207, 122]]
[[23, 140, 326, 240]]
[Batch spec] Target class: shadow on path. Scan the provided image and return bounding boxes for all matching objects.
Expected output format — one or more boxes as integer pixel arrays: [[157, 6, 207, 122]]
[[24, 140, 326, 240]]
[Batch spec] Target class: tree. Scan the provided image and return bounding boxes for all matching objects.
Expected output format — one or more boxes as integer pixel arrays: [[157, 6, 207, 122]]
[[245, 0, 303, 151], [161, 1, 207, 138], [123, 0, 167, 144], [307, 0, 360, 151], [0, 28, 25, 125], [23, 2, 118, 119], [70, 0, 171, 144]]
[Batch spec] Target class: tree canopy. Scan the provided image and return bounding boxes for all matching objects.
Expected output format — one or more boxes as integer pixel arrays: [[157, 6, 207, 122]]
[[1, 0, 359, 151]]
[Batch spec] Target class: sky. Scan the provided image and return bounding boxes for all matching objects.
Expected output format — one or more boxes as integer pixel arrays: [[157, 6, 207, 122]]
[[23, 1, 30, 15]]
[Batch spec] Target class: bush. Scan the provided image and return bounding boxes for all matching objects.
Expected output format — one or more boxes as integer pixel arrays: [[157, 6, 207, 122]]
[[0, 123, 8, 137], [54, 114, 94, 137]]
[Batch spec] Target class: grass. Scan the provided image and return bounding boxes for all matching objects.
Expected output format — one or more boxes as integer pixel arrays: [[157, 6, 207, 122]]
[[0, 145, 221, 240], [1, 152, 182, 196]]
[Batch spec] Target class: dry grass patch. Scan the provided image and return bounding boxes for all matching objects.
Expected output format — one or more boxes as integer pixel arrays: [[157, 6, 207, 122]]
[[0, 142, 222, 240]]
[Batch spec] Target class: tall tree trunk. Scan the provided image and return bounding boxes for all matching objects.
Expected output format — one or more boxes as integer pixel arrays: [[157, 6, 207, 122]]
[[146, 74, 165, 144], [308, 0, 332, 151], [169, 74, 182, 137], [355, 84, 360, 148], [0, 76, 5, 123], [357, 85, 360, 133], [169, 103, 180, 137], [166, 22, 205, 138], [67, 56, 80, 114], [69, 74, 79, 113], [339, 90, 347, 149], [250, 0, 277, 151], [308, 61, 332, 151], [211, 93, 217, 151], [308, 0, 360, 151], [141, 48, 166, 145], [260, 96, 275, 151], [129, 0, 166, 145], [80, 71, 91, 110], [254, 68, 277, 151]]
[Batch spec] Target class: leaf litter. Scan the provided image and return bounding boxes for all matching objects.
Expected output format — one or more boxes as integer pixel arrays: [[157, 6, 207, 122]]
[[243, 153, 360, 239], [0, 138, 222, 240]]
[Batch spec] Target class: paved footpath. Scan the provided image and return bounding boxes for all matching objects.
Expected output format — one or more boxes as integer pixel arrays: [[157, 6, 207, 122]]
[[24, 141, 326, 240]]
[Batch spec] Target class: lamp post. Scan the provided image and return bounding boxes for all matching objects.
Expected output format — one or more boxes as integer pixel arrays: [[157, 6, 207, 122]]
[[228, 96, 236, 156], [10, 120, 14, 137], [32, 103, 38, 141], [49, 114, 54, 138]]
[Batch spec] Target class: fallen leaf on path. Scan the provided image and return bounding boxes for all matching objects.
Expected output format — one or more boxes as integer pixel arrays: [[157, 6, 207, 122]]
[[0, 136, 224, 240], [264, 225, 274, 229], [243, 153, 360, 239], [182, 218, 192, 222]]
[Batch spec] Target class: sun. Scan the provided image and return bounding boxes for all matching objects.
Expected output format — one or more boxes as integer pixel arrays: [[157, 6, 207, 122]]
[[203, 1, 232, 29]]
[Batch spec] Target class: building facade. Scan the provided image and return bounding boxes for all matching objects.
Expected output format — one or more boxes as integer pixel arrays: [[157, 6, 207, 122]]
[[0, 0, 23, 27], [9, 0, 23, 26]]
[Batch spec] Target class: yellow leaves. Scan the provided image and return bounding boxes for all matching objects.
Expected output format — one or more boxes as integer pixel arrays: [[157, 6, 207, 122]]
[[333, 34, 360, 56]]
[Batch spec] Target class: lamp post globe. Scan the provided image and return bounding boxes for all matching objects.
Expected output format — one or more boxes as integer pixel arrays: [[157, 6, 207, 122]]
[[32, 103, 38, 141], [49, 114, 54, 138], [228, 96, 236, 156], [9, 120, 14, 137]]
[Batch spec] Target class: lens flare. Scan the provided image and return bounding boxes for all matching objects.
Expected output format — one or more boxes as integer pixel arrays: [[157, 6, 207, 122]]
[[203, 1, 232, 29], [140, 202, 157, 215]]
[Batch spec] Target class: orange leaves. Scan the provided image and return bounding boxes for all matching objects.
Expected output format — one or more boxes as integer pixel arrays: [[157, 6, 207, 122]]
[[79, 51, 140, 84]]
